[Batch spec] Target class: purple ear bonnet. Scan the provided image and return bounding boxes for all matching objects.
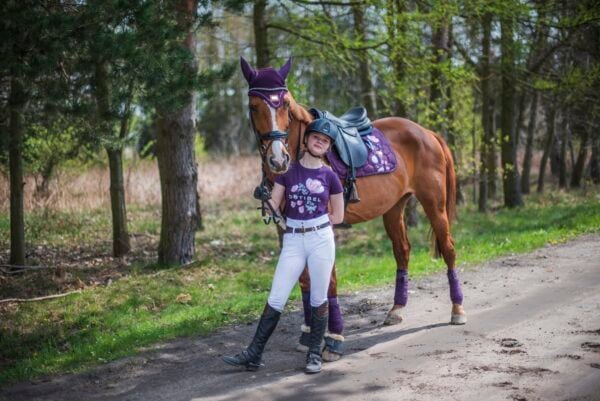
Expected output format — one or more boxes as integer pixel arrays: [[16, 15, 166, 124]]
[[241, 57, 291, 108]]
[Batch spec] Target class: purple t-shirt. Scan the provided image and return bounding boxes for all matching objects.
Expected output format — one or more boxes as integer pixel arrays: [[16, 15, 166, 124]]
[[275, 162, 343, 220]]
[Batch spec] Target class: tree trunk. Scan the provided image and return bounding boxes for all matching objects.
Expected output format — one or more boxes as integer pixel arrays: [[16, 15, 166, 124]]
[[478, 12, 493, 212], [253, 0, 270, 68], [94, 61, 131, 257], [537, 106, 555, 193], [9, 77, 26, 266], [550, 125, 561, 177], [352, 3, 377, 118], [514, 91, 527, 148], [590, 127, 600, 184], [570, 127, 589, 188], [34, 156, 57, 199], [430, 14, 450, 138], [500, 13, 523, 208], [521, 92, 538, 194], [156, 0, 200, 265], [390, 0, 415, 222], [444, 23, 464, 205], [106, 147, 131, 256], [156, 109, 200, 264], [558, 116, 568, 189], [386, 0, 408, 117], [487, 107, 498, 198], [403, 195, 419, 227]]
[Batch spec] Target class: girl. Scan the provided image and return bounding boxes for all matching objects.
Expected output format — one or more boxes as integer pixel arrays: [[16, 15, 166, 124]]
[[222, 118, 344, 374]]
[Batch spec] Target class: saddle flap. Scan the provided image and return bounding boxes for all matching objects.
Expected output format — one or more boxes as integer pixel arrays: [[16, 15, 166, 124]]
[[334, 127, 368, 168]]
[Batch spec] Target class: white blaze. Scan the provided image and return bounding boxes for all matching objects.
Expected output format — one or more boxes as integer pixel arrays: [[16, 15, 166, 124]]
[[268, 103, 286, 167]]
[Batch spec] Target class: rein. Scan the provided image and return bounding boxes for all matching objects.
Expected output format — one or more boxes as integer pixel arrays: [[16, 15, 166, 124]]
[[249, 110, 290, 229]]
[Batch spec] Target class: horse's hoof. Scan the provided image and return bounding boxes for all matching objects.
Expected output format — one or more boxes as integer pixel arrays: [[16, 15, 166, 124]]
[[450, 304, 466, 325], [296, 324, 310, 352], [383, 308, 404, 326], [322, 334, 344, 362], [322, 349, 342, 362], [450, 313, 467, 325]]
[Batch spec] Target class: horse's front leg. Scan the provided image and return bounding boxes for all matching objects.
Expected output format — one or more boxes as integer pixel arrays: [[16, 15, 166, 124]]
[[298, 265, 345, 361]]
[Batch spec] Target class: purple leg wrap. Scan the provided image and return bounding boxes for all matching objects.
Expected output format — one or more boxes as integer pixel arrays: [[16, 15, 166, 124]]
[[447, 269, 464, 304], [394, 269, 409, 305], [328, 297, 344, 334], [302, 291, 311, 326]]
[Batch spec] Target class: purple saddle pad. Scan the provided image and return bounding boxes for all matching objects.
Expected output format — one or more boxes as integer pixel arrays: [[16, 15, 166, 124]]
[[326, 127, 397, 180]]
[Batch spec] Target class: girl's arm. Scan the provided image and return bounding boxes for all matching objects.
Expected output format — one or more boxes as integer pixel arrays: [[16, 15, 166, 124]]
[[328, 193, 344, 225], [268, 182, 285, 212]]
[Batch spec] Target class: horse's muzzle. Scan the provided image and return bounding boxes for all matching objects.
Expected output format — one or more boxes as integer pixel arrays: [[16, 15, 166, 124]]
[[269, 152, 290, 174]]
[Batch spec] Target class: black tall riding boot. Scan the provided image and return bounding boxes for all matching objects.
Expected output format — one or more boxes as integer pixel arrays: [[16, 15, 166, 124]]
[[222, 303, 281, 371], [305, 301, 328, 374]]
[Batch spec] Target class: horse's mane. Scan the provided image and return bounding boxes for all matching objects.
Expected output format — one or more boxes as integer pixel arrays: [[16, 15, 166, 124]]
[[288, 92, 313, 124], [287, 93, 313, 162]]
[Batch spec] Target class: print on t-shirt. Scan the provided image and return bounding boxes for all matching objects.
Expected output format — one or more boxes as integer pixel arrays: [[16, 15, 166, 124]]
[[275, 162, 343, 220], [289, 178, 324, 215]]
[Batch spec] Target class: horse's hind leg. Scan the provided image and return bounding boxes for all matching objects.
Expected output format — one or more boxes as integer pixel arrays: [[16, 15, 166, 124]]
[[298, 265, 345, 361], [417, 193, 467, 325], [382, 196, 412, 326]]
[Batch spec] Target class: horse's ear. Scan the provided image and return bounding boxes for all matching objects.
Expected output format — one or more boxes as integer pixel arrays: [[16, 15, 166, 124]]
[[278, 57, 292, 81], [240, 56, 257, 84]]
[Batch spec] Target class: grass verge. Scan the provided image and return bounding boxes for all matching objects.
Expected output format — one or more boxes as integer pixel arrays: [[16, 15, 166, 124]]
[[0, 190, 599, 386]]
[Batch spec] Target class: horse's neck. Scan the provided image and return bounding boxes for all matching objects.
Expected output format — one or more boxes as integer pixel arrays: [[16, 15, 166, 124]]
[[288, 102, 313, 162], [289, 119, 304, 162]]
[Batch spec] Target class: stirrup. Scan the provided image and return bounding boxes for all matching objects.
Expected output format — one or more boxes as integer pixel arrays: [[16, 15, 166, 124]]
[[348, 182, 360, 203]]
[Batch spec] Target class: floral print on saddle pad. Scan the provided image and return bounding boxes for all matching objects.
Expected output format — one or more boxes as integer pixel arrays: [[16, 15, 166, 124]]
[[326, 127, 397, 180]]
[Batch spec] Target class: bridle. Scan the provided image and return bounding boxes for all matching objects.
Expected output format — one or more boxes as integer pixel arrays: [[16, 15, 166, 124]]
[[248, 99, 292, 228], [249, 108, 290, 167]]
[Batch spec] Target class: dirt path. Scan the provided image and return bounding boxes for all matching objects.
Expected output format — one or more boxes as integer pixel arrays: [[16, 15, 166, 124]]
[[3, 235, 600, 401]]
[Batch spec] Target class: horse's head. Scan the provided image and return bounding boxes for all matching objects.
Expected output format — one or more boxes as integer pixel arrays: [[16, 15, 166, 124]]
[[241, 56, 295, 174]]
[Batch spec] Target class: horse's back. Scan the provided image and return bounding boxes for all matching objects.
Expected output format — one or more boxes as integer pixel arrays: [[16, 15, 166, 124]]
[[373, 117, 443, 155], [373, 117, 446, 172]]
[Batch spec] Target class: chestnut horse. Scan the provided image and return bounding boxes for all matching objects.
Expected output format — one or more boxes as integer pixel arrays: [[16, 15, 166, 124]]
[[241, 57, 466, 361]]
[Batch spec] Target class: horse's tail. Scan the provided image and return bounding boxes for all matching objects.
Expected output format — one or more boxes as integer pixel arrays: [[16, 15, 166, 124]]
[[431, 133, 457, 258]]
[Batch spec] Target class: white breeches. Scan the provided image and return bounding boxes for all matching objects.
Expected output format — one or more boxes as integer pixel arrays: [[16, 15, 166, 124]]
[[267, 215, 335, 312]]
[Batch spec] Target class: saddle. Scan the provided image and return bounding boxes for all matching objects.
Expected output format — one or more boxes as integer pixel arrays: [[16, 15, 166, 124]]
[[310, 107, 373, 205]]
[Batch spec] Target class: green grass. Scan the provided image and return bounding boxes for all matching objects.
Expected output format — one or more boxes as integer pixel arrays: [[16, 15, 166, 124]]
[[0, 190, 599, 386]]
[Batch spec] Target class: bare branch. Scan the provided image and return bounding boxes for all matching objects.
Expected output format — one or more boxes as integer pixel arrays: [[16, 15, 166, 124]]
[[0, 263, 58, 273], [290, 0, 364, 6], [453, 40, 479, 72], [0, 290, 83, 304], [267, 23, 386, 51]]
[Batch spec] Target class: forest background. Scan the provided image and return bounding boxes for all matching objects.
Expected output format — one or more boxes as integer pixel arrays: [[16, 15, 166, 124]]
[[1, 0, 599, 386]]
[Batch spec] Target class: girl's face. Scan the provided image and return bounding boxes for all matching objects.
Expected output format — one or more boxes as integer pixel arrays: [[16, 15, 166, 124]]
[[306, 132, 332, 156]]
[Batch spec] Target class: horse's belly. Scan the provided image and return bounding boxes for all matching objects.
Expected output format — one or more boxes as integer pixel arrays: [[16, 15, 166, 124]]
[[343, 174, 406, 224]]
